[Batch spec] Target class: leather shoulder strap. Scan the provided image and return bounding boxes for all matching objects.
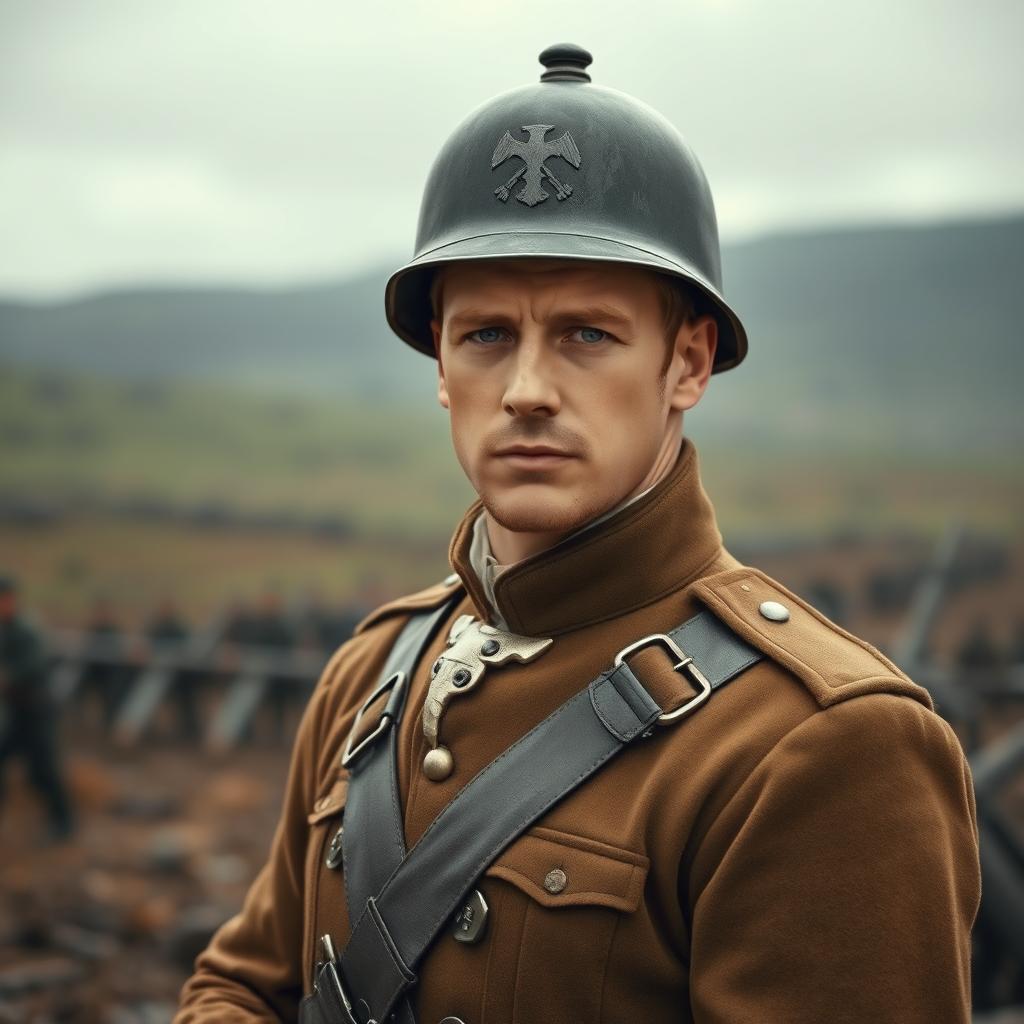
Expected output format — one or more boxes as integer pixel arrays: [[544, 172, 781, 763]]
[[321, 610, 761, 1024], [341, 599, 458, 928]]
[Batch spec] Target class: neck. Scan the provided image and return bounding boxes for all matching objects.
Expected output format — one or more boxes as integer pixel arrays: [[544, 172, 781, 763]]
[[484, 418, 684, 566]]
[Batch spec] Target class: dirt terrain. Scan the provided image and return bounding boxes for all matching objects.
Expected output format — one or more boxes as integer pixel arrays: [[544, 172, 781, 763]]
[[0, 741, 290, 1023], [2, 531, 1023, 1022]]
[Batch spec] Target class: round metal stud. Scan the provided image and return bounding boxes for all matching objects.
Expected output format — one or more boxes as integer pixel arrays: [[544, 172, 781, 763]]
[[480, 639, 500, 656], [423, 746, 455, 781], [452, 668, 472, 688], [324, 825, 345, 870], [759, 600, 791, 623], [543, 868, 568, 894], [431, 659, 442, 676]]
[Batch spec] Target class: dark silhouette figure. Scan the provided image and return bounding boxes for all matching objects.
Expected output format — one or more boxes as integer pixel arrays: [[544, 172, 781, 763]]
[[248, 589, 295, 742], [0, 574, 74, 840], [82, 594, 129, 727], [955, 616, 1004, 683], [146, 598, 199, 740]]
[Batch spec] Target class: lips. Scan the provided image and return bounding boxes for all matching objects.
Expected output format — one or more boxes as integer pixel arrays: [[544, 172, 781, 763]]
[[492, 446, 578, 472], [494, 445, 576, 458]]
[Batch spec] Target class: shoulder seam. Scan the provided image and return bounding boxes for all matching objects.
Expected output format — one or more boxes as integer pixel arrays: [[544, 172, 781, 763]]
[[697, 689, 940, 847]]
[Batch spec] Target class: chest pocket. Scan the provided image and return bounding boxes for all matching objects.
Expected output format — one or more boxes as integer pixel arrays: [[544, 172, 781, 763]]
[[480, 824, 649, 1024], [303, 772, 349, 988]]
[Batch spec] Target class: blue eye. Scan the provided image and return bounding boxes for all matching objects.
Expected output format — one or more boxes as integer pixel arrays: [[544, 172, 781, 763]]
[[469, 327, 505, 344], [576, 328, 607, 344]]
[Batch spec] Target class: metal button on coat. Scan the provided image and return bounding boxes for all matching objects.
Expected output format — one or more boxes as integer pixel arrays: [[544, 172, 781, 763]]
[[759, 600, 791, 623], [452, 888, 489, 944], [423, 746, 455, 781], [543, 868, 568, 894], [325, 825, 345, 870]]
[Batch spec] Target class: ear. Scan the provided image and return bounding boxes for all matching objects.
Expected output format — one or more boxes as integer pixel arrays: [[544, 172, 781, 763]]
[[431, 318, 450, 409], [667, 315, 717, 412]]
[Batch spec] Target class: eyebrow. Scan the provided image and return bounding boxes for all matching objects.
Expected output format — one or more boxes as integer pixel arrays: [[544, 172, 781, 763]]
[[447, 304, 634, 331]]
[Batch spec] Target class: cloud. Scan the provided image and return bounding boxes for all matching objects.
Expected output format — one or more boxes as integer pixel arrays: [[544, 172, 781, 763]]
[[1, 0, 1022, 296]]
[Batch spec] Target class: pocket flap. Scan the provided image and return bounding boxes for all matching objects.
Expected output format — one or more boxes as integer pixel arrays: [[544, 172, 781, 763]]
[[484, 825, 649, 912], [306, 773, 349, 825]]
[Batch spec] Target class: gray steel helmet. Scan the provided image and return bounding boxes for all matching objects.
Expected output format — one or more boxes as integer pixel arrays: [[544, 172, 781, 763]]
[[385, 43, 748, 373]]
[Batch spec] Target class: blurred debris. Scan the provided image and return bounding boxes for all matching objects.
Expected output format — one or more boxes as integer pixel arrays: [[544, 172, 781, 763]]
[[165, 906, 227, 973], [1, 744, 287, 1020], [0, 957, 85, 997], [1, 526, 1023, 1019]]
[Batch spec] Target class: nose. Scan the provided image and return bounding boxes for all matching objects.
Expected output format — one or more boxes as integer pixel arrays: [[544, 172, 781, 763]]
[[500, 340, 560, 418]]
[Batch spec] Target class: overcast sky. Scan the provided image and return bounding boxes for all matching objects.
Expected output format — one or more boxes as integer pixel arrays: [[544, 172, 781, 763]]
[[1, 0, 1022, 298]]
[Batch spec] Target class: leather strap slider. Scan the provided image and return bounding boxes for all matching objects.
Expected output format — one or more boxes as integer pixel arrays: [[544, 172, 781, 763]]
[[343, 897, 417, 1024], [589, 663, 661, 741]]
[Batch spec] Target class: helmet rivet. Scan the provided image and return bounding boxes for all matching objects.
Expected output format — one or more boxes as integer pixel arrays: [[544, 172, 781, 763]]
[[539, 43, 593, 83]]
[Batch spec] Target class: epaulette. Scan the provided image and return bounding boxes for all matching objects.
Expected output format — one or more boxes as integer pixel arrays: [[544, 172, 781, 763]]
[[353, 573, 464, 636], [689, 566, 934, 711]]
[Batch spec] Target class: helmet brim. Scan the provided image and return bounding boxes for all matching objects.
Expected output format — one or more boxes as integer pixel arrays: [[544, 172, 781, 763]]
[[385, 230, 748, 373]]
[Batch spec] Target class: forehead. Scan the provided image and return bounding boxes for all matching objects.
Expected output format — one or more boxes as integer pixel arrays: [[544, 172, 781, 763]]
[[437, 259, 660, 312]]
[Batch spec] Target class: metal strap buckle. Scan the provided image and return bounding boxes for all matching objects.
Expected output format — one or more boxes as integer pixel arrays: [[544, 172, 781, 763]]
[[341, 671, 405, 768], [613, 633, 712, 724], [311, 934, 366, 1024]]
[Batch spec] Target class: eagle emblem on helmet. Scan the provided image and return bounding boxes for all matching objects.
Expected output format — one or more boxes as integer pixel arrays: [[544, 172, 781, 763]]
[[491, 124, 582, 207]]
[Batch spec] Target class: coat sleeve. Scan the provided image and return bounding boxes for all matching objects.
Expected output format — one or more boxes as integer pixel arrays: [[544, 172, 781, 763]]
[[173, 661, 335, 1023], [687, 691, 981, 1024]]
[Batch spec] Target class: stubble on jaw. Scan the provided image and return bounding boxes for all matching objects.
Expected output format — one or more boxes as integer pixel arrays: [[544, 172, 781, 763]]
[[479, 481, 601, 539]]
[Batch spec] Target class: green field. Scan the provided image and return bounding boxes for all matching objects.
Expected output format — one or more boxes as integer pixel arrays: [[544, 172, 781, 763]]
[[2, 364, 1020, 626]]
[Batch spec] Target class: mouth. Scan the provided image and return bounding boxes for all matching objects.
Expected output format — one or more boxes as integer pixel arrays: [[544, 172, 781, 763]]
[[495, 445, 574, 457], [492, 446, 578, 469]]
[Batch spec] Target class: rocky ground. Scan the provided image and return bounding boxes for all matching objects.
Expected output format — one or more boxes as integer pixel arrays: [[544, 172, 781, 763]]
[[0, 740, 289, 1023]]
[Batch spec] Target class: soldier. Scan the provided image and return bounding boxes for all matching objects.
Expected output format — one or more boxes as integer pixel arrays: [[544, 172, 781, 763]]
[[81, 593, 128, 728], [0, 574, 74, 841], [177, 45, 980, 1023], [146, 597, 200, 741]]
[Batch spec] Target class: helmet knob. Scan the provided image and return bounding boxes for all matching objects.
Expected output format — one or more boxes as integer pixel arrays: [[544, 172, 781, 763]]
[[538, 43, 593, 83]]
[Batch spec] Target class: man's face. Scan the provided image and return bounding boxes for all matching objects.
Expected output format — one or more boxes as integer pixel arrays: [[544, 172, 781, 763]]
[[431, 260, 714, 541]]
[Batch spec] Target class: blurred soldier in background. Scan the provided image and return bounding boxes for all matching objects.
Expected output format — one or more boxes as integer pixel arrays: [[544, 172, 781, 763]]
[[146, 597, 199, 740], [0, 574, 74, 841], [248, 587, 296, 742], [955, 614, 1005, 687], [221, 587, 296, 742], [82, 592, 128, 727]]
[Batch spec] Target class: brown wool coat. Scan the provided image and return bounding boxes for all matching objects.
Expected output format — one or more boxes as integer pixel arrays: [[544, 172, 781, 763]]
[[175, 439, 981, 1024]]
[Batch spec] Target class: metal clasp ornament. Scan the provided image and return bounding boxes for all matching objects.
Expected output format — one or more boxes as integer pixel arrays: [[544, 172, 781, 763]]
[[422, 615, 552, 780]]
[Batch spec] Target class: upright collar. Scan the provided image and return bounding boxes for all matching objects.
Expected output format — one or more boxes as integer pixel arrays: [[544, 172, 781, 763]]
[[448, 437, 723, 637]]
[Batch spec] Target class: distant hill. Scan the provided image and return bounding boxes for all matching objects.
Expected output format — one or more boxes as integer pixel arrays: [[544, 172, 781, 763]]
[[2, 216, 1021, 453]]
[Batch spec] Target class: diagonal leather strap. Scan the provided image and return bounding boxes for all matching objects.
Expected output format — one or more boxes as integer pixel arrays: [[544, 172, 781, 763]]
[[341, 600, 458, 928], [339, 597, 459, 1024], [333, 608, 761, 1024]]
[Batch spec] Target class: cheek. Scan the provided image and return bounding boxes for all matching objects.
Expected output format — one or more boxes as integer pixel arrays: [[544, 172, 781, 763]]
[[577, 361, 663, 423], [444, 367, 493, 456]]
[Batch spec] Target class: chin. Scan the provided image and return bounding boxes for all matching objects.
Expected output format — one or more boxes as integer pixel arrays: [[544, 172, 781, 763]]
[[481, 485, 601, 536]]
